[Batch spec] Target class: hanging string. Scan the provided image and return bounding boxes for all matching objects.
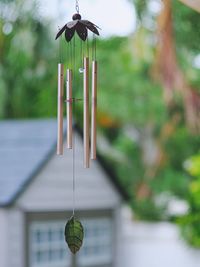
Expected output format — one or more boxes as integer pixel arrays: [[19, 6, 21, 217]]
[[83, 38, 86, 59], [92, 34, 94, 61], [67, 42, 69, 69], [87, 38, 89, 58], [80, 39, 83, 67], [72, 35, 76, 217], [70, 41, 73, 69], [58, 26, 62, 63], [92, 33, 97, 61], [74, 34, 76, 78], [72, 100, 76, 217], [94, 36, 97, 61], [75, 0, 79, 13]]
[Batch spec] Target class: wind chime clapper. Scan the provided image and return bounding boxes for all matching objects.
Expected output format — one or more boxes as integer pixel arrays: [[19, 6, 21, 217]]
[[55, 8, 100, 168]]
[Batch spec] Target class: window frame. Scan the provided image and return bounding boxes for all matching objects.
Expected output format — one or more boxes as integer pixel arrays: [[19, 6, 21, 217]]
[[25, 210, 114, 267]]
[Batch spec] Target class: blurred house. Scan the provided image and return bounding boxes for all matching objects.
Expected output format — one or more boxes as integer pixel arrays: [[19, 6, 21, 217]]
[[0, 119, 127, 267]]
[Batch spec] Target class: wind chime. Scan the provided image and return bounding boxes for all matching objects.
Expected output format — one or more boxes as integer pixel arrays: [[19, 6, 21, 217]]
[[55, 0, 100, 255]]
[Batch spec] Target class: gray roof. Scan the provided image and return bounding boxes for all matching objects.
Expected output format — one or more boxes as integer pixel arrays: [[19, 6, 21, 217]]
[[0, 119, 128, 207], [0, 119, 57, 206]]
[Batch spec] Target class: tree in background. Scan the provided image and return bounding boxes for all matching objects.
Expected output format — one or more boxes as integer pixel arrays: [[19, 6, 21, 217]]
[[132, 0, 200, 133], [112, 0, 199, 218], [0, 0, 57, 118], [178, 153, 200, 247], [153, 0, 200, 133]]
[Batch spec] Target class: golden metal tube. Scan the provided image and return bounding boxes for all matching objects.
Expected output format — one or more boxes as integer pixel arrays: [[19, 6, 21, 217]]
[[83, 57, 90, 168], [57, 63, 64, 155], [66, 69, 73, 149], [91, 61, 97, 160]]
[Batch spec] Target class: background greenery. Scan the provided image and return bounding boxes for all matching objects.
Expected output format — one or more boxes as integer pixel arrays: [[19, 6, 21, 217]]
[[1, 0, 200, 246]]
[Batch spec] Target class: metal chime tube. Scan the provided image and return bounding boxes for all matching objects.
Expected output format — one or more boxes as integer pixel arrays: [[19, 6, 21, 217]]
[[57, 63, 64, 155], [91, 61, 97, 160], [83, 57, 90, 168], [67, 69, 73, 149]]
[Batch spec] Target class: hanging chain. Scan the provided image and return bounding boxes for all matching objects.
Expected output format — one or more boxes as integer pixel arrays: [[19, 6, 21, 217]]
[[75, 0, 79, 13]]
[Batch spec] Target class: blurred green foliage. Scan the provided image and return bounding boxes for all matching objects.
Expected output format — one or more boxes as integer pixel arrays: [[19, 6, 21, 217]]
[[178, 153, 200, 247], [0, 0, 57, 118], [173, 1, 200, 54], [98, 37, 166, 127]]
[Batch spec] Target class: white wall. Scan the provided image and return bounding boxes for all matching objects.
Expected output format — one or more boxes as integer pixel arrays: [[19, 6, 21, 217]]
[[114, 203, 124, 267], [0, 208, 24, 267], [7, 209, 25, 267], [0, 209, 7, 267], [119, 210, 200, 267]]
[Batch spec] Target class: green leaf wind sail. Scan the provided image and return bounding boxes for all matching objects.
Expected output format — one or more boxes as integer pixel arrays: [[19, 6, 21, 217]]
[[64, 216, 84, 254]]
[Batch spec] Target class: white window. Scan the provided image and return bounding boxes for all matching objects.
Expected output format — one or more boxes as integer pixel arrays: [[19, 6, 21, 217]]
[[78, 218, 113, 267], [29, 221, 70, 267]]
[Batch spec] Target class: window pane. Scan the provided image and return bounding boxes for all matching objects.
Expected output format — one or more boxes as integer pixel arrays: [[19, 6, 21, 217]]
[[29, 221, 71, 267], [78, 218, 113, 267]]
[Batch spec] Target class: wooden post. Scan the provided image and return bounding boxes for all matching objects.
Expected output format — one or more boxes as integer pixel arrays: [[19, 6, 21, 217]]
[[83, 57, 90, 168], [66, 69, 73, 149], [57, 63, 64, 155], [91, 61, 97, 160]]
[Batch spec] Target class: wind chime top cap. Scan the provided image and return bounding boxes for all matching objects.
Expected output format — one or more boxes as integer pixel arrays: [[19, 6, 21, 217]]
[[55, 11, 100, 42], [72, 13, 82, 20]]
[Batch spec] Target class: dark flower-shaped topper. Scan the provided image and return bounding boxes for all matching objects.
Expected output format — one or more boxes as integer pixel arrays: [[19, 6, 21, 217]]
[[55, 13, 100, 42]]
